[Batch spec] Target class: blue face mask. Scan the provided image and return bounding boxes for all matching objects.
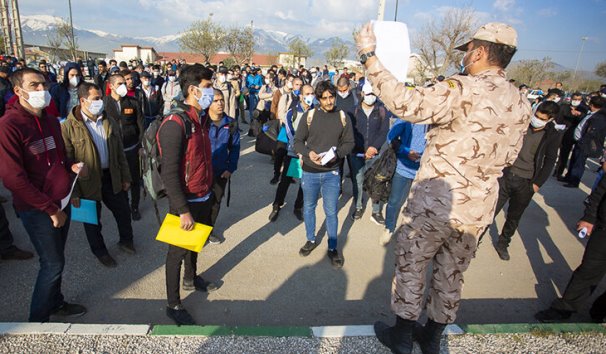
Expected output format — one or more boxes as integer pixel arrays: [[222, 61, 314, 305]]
[[303, 94, 315, 107], [459, 48, 478, 74], [293, 89, 300, 96], [196, 87, 214, 110]]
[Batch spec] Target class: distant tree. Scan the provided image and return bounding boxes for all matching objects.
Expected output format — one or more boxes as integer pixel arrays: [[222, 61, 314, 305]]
[[46, 23, 64, 62], [413, 7, 477, 77], [596, 61, 606, 79], [325, 38, 349, 68], [288, 38, 313, 67], [224, 25, 255, 65], [508, 57, 554, 87], [56, 19, 78, 61], [179, 17, 225, 63]]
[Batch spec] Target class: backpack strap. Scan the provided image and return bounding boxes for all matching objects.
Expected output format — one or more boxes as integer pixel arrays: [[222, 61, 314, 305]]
[[339, 110, 347, 128]]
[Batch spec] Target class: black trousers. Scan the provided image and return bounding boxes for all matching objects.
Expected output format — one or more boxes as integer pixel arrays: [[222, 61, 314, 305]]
[[124, 148, 141, 209], [166, 198, 213, 308], [273, 155, 303, 210], [0, 203, 14, 253], [555, 131, 575, 177], [485, 171, 535, 245], [82, 172, 133, 257], [274, 142, 287, 177], [210, 176, 228, 226], [552, 225, 606, 318], [565, 145, 588, 187]]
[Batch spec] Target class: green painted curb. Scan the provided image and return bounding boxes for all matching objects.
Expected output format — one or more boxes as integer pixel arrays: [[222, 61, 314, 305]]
[[150, 325, 313, 337], [460, 323, 606, 335]]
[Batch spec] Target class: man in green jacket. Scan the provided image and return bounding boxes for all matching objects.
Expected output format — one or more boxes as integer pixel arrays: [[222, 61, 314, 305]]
[[61, 82, 134, 267]]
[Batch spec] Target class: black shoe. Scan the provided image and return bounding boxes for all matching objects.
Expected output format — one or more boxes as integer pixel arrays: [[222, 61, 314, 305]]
[[371, 212, 385, 225], [183, 275, 219, 292], [374, 317, 414, 354], [299, 241, 318, 257], [269, 207, 280, 222], [131, 208, 141, 221], [270, 174, 280, 185], [0, 245, 34, 260], [118, 241, 136, 255], [51, 302, 87, 318], [247, 130, 254, 137], [535, 307, 572, 323], [293, 208, 304, 221], [207, 233, 223, 245], [556, 175, 568, 182], [97, 254, 117, 268], [327, 249, 344, 268], [166, 305, 196, 326], [351, 208, 364, 220], [563, 183, 578, 188], [495, 242, 510, 261], [413, 319, 447, 354]]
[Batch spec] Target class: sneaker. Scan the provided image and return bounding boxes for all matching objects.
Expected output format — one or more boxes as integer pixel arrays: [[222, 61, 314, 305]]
[[379, 229, 393, 246], [183, 275, 219, 292], [269, 207, 280, 222], [51, 302, 87, 318], [293, 208, 304, 221], [270, 174, 280, 185], [0, 245, 34, 260], [351, 208, 364, 220], [535, 307, 572, 323], [371, 212, 385, 225], [328, 249, 344, 268], [131, 208, 141, 221], [97, 254, 118, 268], [166, 305, 196, 326], [207, 233, 223, 245], [299, 241, 318, 257], [118, 241, 136, 255]]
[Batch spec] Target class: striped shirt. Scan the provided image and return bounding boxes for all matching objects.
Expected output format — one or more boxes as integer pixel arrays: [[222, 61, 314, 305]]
[[83, 114, 109, 169]]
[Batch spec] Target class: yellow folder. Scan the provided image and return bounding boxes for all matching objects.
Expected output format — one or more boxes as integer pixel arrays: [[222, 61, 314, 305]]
[[155, 214, 213, 253]]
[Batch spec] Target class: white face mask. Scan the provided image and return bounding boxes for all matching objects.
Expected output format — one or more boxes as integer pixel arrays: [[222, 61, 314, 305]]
[[86, 98, 104, 116], [116, 84, 128, 97], [338, 91, 350, 99], [69, 76, 79, 87], [530, 115, 549, 129], [553, 97, 561, 103], [142, 80, 150, 87], [195, 86, 214, 110], [218, 75, 226, 84], [571, 100, 581, 107], [227, 74, 233, 81], [24, 90, 51, 109], [363, 94, 377, 106], [152, 71, 159, 77], [264, 78, 270, 85], [303, 94, 315, 107], [168, 76, 176, 82], [601, 93, 606, 98], [286, 81, 293, 89]]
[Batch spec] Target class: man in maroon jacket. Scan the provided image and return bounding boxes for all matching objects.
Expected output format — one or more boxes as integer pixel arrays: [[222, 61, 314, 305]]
[[0, 68, 87, 322]]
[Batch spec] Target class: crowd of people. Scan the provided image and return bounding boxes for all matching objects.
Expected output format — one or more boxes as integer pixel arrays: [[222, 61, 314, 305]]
[[0, 20, 605, 353]]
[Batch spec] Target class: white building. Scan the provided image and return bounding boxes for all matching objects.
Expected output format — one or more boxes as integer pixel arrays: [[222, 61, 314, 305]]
[[113, 45, 159, 64]]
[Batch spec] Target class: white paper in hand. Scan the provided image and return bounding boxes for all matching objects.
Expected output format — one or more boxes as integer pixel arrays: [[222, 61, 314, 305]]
[[371, 21, 411, 83], [320, 147, 337, 166]]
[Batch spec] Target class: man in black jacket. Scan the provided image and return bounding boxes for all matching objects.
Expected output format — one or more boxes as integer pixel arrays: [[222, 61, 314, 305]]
[[563, 96, 606, 188], [103, 74, 144, 223], [554, 92, 588, 180], [95, 61, 109, 97], [535, 167, 606, 323], [482, 101, 563, 260]]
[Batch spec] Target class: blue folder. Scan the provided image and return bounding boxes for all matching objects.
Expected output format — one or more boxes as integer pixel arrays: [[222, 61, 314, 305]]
[[286, 158, 302, 178], [277, 126, 288, 143], [71, 199, 98, 225]]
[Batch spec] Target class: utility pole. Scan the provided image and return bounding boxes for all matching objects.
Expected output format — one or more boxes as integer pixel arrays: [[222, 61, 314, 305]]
[[377, 0, 385, 20], [572, 36, 588, 82], [68, 0, 76, 60], [10, 0, 24, 59], [0, 0, 13, 55], [394, 0, 399, 21]]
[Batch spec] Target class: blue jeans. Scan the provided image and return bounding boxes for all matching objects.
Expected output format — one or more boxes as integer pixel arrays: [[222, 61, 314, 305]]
[[247, 93, 259, 120], [301, 170, 340, 250], [349, 155, 382, 213], [18, 209, 71, 322], [385, 173, 414, 233]]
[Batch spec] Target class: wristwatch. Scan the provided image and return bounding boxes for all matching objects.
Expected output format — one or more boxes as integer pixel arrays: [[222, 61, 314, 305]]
[[360, 51, 376, 65]]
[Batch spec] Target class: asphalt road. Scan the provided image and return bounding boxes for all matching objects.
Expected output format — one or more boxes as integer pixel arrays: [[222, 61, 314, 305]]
[[1, 131, 604, 327]]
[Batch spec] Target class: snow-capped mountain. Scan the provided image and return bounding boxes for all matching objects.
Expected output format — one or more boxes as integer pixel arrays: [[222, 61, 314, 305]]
[[18, 15, 355, 62]]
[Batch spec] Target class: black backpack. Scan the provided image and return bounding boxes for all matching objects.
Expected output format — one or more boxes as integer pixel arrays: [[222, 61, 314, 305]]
[[363, 145, 397, 203]]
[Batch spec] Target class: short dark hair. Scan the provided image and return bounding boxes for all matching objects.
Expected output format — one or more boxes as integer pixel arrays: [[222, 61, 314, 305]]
[[472, 39, 517, 69], [98, 60, 107, 67], [336, 77, 349, 87], [315, 81, 337, 99], [547, 88, 564, 98], [278, 69, 287, 77], [536, 100, 560, 118], [119, 69, 132, 77], [9, 68, 43, 88], [571, 92, 583, 99], [109, 59, 117, 65], [213, 88, 223, 97], [108, 73, 125, 85], [119, 61, 128, 68], [179, 63, 213, 98], [77, 82, 101, 99], [590, 96, 606, 109]]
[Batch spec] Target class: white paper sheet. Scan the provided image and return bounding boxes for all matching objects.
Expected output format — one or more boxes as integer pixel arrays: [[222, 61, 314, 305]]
[[371, 20, 411, 83], [320, 147, 337, 166], [60, 163, 83, 210]]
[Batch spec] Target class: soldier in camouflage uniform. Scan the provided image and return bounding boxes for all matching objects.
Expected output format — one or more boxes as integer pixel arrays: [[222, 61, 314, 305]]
[[356, 22, 532, 354]]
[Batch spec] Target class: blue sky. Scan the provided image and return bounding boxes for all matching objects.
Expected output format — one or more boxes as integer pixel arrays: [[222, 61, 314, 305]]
[[16, 0, 606, 71]]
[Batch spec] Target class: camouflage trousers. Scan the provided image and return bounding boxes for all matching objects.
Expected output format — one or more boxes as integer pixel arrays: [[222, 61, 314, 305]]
[[391, 214, 485, 324]]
